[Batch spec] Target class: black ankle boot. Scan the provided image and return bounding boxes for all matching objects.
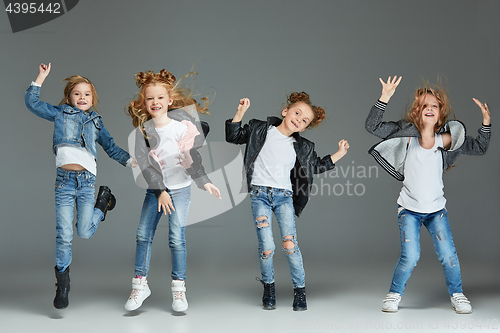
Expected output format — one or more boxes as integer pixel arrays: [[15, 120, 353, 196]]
[[257, 278, 275, 310], [54, 266, 70, 309], [94, 186, 116, 221], [293, 287, 307, 311]]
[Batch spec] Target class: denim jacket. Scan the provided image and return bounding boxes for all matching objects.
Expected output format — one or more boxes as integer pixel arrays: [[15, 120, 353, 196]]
[[25, 85, 130, 166], [366, 100, 491, 181], [225, 116, 335, 217]]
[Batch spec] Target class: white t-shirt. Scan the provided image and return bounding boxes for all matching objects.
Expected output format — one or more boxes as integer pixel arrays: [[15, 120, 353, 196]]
[[251, 126, 296, 191], [152, 120, 192, 190], [397, 134, 446, 213], [56, 145, 97, 175]]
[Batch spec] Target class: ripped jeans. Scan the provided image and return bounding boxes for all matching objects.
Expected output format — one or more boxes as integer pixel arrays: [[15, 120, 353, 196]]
[[389, 207, 463, 296], [250, 185, 305, 289]]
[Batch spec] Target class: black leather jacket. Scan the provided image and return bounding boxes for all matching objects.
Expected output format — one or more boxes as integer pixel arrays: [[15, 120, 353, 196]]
[[135, 108, 211, 198], [225, 116, 335, 217]]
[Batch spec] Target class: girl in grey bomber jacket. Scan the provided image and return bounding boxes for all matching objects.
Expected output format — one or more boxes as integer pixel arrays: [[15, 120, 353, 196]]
[[365, 76, 491, 315]]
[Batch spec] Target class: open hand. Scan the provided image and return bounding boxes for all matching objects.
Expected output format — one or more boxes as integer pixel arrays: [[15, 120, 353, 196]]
[[379, 76, 402, 103], [473, 98, 491, 126], [158, 190, 175, 215]]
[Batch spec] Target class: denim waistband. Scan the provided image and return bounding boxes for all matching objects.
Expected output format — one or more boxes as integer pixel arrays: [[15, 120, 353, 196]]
[[56, 167, 93, 178], [251, 185, 292, 195]]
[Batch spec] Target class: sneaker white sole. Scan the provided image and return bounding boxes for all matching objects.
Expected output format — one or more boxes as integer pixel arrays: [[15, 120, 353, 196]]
[[124, 289, 151, 311], [172, 301, 188, 312], [382, 308, 398, 313], [452, 305, 472, 314]]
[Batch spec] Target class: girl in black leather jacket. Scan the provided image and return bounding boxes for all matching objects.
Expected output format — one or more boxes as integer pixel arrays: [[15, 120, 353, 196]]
[[226, 92, 349, 311]]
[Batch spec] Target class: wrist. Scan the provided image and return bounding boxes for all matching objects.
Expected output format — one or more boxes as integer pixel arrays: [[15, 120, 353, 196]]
[[379, 95, 391, 104]]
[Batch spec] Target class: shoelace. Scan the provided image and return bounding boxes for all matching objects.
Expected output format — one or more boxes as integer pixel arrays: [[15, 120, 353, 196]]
[[452, 294, 470, 304], [384, 294, 400, 303], [173, 291, 185, 301], [129, 288, 140, 300], [294, 291, 306, 302]]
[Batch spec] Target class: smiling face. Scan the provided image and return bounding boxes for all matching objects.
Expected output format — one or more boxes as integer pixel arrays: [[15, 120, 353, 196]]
[[66, 83, 93, 111], [420, 94, 441, 126], [144, 84, 173, 118], [280, 101, 314, 134]]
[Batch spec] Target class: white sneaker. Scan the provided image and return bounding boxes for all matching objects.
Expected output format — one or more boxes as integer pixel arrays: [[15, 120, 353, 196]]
[[171, 280, 188, 312], [124, 277, 151, 311], [451, 293, 472, 314], [382, 292, 401, 312]]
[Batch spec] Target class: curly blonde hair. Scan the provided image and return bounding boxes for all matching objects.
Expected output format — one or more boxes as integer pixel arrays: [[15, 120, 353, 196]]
[[126, 69, 209, 129], [283, 91, 325, 128], [405, 80, 452, 133], [59, 75, 99, 110]]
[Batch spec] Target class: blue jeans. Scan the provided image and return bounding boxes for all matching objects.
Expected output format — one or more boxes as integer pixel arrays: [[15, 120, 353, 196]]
[[389, 207, 463, 296], [250, 185, 305, 289], [54, 168, 104, 272], [134, 186, 191, 280]]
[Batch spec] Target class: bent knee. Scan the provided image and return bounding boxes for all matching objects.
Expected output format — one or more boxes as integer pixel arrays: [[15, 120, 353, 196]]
[[283, 235, 297, 254]]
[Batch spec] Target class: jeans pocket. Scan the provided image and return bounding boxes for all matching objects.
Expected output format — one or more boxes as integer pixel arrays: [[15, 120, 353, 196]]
[[86, 174, 96, 188], [55, 176, 66, 189], [250, 188, 260, 197]]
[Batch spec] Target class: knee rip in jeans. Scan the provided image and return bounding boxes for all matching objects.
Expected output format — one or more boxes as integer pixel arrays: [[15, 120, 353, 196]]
[[283, 235, 296, 254], [261, 249, 273, 259], [436, 231, 447, 241], [256, 216, 269, 228]]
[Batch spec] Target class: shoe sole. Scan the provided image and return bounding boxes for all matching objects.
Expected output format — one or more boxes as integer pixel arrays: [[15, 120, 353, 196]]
[[172, 303, 188, 312], [125, 289, 151, 311], [382, 308, 398, 313], [452, 305, 472, 314], [293, 307, 307, 311]]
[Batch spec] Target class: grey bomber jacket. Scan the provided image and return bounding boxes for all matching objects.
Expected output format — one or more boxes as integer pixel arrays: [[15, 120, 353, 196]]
[[366, 100, 491, 181]]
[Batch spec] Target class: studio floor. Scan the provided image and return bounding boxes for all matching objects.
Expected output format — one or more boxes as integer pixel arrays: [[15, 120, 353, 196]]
[[2, 259, 499, 333]]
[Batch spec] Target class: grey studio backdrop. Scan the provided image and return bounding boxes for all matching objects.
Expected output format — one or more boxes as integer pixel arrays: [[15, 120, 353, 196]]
[[1, 1, 499, 332]]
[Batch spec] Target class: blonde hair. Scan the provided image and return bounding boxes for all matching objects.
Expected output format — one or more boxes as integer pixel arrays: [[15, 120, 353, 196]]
[[59, 75, 99, 110], [126, 69, 209, 130], [405, 79, 452, 133], [284, 91, 326, 128]]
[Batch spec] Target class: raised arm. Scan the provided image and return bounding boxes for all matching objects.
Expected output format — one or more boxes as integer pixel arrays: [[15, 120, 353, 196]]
[[365, 76, 405, 139], [232, 98, 250, 123], [473, 98, 491, 126], [457, 98, 492, 156], [225, 98, 253, 145], [378, 76, 402, 103], [34, 63, 51, 86], [330, 139, 349, 164], [25, 63, 62, 121]]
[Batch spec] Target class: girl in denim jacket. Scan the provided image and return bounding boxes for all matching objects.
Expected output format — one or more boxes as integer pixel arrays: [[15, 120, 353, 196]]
[[25, 63, 131, 310], [366, 76, 491, 314], [226, 92, 349, 311], [124, 69, 221, 313]]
